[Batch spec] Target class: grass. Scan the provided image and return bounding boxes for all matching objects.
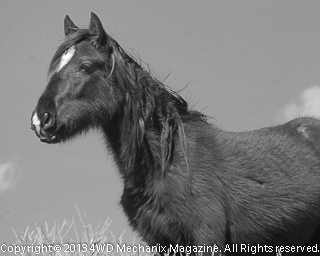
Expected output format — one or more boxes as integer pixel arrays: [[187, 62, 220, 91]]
[[12, 206, 153, 256]]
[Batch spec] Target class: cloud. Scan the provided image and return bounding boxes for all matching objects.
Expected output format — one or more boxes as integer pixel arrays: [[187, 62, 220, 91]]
[[0, 160, 16, 193], [278, 85, 320, 122]]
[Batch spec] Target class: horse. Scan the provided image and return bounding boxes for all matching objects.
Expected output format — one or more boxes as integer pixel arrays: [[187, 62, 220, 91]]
[[31, 13, 320, 255]]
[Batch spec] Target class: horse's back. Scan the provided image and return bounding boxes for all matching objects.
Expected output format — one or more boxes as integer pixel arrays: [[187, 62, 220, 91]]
[[219, 116, 320, 169], [279, 116, 320, 153]]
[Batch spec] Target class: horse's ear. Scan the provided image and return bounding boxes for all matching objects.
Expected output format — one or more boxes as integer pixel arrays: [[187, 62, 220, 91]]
[[64, 15, 78, 36], [89, 12, 108, 47]]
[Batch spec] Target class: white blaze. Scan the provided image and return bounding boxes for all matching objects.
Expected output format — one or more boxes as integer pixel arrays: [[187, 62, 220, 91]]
[[32, 112, 41, 134], [56, 45, 76, 72]]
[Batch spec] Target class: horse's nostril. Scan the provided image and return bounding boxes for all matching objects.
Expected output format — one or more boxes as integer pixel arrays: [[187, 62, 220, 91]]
[[42, 112, 55, 130]]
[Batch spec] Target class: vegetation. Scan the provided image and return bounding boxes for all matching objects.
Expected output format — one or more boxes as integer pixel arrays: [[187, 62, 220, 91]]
[[13, 207, 150, 256]]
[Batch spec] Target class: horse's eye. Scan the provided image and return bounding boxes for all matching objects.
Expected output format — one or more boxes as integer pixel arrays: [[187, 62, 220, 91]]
[[79, 62, 91, 73]]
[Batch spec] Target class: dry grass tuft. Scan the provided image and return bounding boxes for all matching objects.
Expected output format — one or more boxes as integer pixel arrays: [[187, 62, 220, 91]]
[[12, 206, 152, 256]]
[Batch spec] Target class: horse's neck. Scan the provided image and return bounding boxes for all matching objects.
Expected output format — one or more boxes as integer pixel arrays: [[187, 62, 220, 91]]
[[102, 115, 161, 179]]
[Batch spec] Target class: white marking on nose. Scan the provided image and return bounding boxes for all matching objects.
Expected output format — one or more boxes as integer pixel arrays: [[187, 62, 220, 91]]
[[32, 112, 41, 134], [56, 45, 76, 73]]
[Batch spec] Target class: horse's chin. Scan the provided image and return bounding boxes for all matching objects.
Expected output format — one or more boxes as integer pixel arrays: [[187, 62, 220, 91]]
[[32, 128, 61, 144], [39, 136, 60, 144], [36, 133, 61, 144]]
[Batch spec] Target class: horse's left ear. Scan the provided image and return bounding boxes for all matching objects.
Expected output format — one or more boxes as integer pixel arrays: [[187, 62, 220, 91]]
[[89, 12, 108, 47], [64, 15, 78, 36]]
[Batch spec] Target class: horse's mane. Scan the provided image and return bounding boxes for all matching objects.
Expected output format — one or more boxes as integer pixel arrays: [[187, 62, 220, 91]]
[[110, 43, 209, 178], [49, 28, 207, 178]]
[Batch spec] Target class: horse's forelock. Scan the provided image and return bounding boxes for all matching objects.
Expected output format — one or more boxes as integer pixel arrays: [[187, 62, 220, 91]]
[[48, 29, 122, 78], [48, 29, 93, 75]]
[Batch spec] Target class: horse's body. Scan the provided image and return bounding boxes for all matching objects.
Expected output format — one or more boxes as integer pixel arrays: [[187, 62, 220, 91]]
[[124, 116, 320, 248], [31, 13, 320, 255]]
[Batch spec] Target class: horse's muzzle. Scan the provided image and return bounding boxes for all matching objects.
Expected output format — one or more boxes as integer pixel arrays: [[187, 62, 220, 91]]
[[31, 111, 59, 144]]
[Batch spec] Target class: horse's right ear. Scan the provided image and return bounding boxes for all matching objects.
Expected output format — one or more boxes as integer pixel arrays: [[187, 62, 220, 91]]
[[89, 12, 108, 47], [64, 15, 78, 36]]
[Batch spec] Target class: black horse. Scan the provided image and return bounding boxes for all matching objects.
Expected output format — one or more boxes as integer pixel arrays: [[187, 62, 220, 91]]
[[31, 13, 320, 255]]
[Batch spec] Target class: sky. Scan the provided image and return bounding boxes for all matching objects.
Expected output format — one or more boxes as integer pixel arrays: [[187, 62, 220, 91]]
[[2, 0, 320, 253]]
